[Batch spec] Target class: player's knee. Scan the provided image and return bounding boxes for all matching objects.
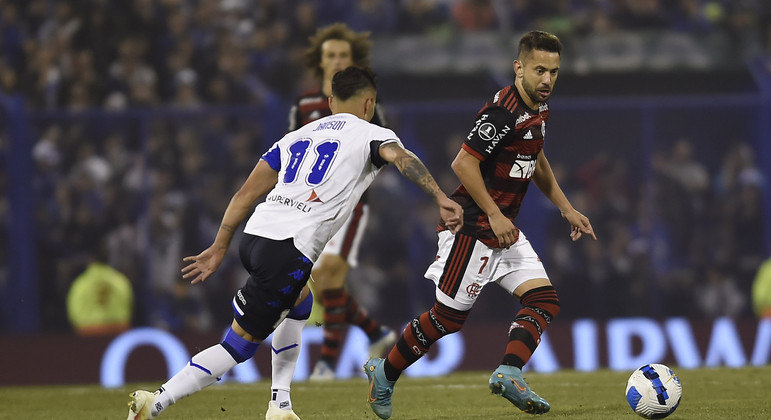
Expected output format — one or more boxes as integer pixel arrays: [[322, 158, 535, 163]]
[[551, 291, 561, 319], [430, 301, 469, 335], [220, 327, 259, 363], [312, 255, 348, 289], [520, 285, 560, 323], [288, 290, 313, 321]]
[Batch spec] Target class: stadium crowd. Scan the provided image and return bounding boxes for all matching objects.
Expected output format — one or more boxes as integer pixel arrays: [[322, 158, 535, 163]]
[[0, 0, 769, 333]]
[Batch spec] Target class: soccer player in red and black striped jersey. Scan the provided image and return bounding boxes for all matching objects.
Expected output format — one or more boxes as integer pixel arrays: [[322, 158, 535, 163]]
[[365, 31, 596, 419]]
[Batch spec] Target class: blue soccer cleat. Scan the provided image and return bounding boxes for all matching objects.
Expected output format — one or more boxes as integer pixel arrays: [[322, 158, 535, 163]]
[[489, 365, 550, 414], [363, 358, 395, 419]]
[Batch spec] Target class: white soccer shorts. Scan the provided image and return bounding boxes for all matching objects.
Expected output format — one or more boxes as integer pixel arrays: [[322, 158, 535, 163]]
[[318, 201, 369, 267], [424, 230, 548, 311]]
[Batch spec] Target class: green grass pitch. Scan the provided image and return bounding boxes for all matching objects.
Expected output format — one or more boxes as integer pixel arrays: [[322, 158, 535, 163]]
[[1, 366, 770, 419]]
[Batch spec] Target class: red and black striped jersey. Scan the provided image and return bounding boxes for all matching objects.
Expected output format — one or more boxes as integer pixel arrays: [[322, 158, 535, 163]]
[[287, 89, 387, 132], [441, 84, 549, 248]]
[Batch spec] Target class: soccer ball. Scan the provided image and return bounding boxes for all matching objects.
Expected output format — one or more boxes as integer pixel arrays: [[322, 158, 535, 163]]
[[625, 364, 682, 419]]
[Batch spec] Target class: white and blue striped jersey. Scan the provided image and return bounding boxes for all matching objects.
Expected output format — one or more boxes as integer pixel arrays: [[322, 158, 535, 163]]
[[244, 112, 401, 262]]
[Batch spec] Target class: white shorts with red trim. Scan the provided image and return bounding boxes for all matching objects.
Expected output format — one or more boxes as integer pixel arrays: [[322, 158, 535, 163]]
[[424, 230, 548, 311], [318, 202, 369, 267]]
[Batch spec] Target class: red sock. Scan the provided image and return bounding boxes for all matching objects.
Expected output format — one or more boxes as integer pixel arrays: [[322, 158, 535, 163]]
[[384, 301, 468, 380], [320, 288, 380, 363], [502, 286, 560, 369]]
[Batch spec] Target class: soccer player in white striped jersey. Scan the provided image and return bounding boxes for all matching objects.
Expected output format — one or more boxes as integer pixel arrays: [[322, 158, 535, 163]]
[[125, 67, 462, 420]]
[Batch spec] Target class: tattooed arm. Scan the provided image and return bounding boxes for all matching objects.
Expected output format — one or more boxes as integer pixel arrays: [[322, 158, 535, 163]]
[[182, 159, 278, 284], [378, 142, 463, 233]]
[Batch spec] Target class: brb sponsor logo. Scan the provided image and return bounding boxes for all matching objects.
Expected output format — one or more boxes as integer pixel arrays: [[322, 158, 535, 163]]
[[466, 282, 482, 298], [509, 154, 536, 179]]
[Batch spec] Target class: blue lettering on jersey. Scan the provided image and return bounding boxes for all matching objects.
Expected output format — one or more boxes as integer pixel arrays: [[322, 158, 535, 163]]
[[262, 145, 281, 171], [313, 120, 346, 131]]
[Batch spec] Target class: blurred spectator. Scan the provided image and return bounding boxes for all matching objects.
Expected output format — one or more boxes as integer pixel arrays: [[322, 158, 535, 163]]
[[1, 0, 768, 335], [66, 253, 134, 336], [397, 0, 450, 34], [451, 0, 498, 31], [653, 138, 709, 264], [343, 0, 397, 35], [694, 267, 746, 318]]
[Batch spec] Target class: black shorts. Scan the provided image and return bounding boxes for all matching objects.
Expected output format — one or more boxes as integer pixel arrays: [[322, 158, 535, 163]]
[[232, 234, 313, 340]]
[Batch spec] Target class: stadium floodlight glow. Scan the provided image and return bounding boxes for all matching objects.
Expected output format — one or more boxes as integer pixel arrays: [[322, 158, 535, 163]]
[[100, 327, 189, 388]]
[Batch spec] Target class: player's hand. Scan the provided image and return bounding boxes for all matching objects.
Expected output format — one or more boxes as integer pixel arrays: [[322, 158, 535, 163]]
[[182, 246, 227, 284], [438, 196, 463, 234], [489, 211, 518, 248], [561, 209, 597, 241]]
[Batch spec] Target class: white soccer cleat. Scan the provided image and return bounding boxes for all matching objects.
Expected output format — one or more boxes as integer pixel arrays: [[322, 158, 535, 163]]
[[368, 327, 397, 358], [309, 360, 335, 381], [266, 401, 301, 420], [126, 390, 158, 420]]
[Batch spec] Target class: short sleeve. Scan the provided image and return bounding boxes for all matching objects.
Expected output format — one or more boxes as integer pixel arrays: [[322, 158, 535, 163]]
[[462, 107, 513, 161], [369, 127, 401, 168], [261, 142, 281, 171]]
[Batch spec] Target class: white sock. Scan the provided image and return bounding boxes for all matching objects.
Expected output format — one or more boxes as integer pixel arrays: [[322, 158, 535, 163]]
[[153, 344, 238, 416], [270, 317, 305, 410]]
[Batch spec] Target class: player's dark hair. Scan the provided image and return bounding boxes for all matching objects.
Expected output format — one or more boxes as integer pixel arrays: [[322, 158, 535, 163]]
[[517, 31, 562, 61], [305, 23, 372, 79], [331, 67, 377, 101]]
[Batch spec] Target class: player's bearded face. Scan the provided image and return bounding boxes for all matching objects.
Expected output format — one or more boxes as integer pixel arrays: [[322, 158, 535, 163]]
[[518, 50, 560, 104]]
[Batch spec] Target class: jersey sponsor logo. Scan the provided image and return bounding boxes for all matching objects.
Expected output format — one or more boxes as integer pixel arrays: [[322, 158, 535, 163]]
[[313, 120, 346, 131], [478, 123, 496, 141], [306, 189, 323, 203], [237, 290, 247, 306], [467, 114, 489, 141], [523, 130, 533, 140], [515, 112, 531, 125], [483, 124, 511, 154], [466, 282, 482, 298], [509, 156, 536, 179], [266, 193, 314, 213], [539, 103, 549, 112]]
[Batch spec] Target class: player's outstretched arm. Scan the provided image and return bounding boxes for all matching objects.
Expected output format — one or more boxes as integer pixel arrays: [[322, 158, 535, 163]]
[[378, 142, 463, 233], [532, 150, 596, 241], [182, 159, 279, 284]]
